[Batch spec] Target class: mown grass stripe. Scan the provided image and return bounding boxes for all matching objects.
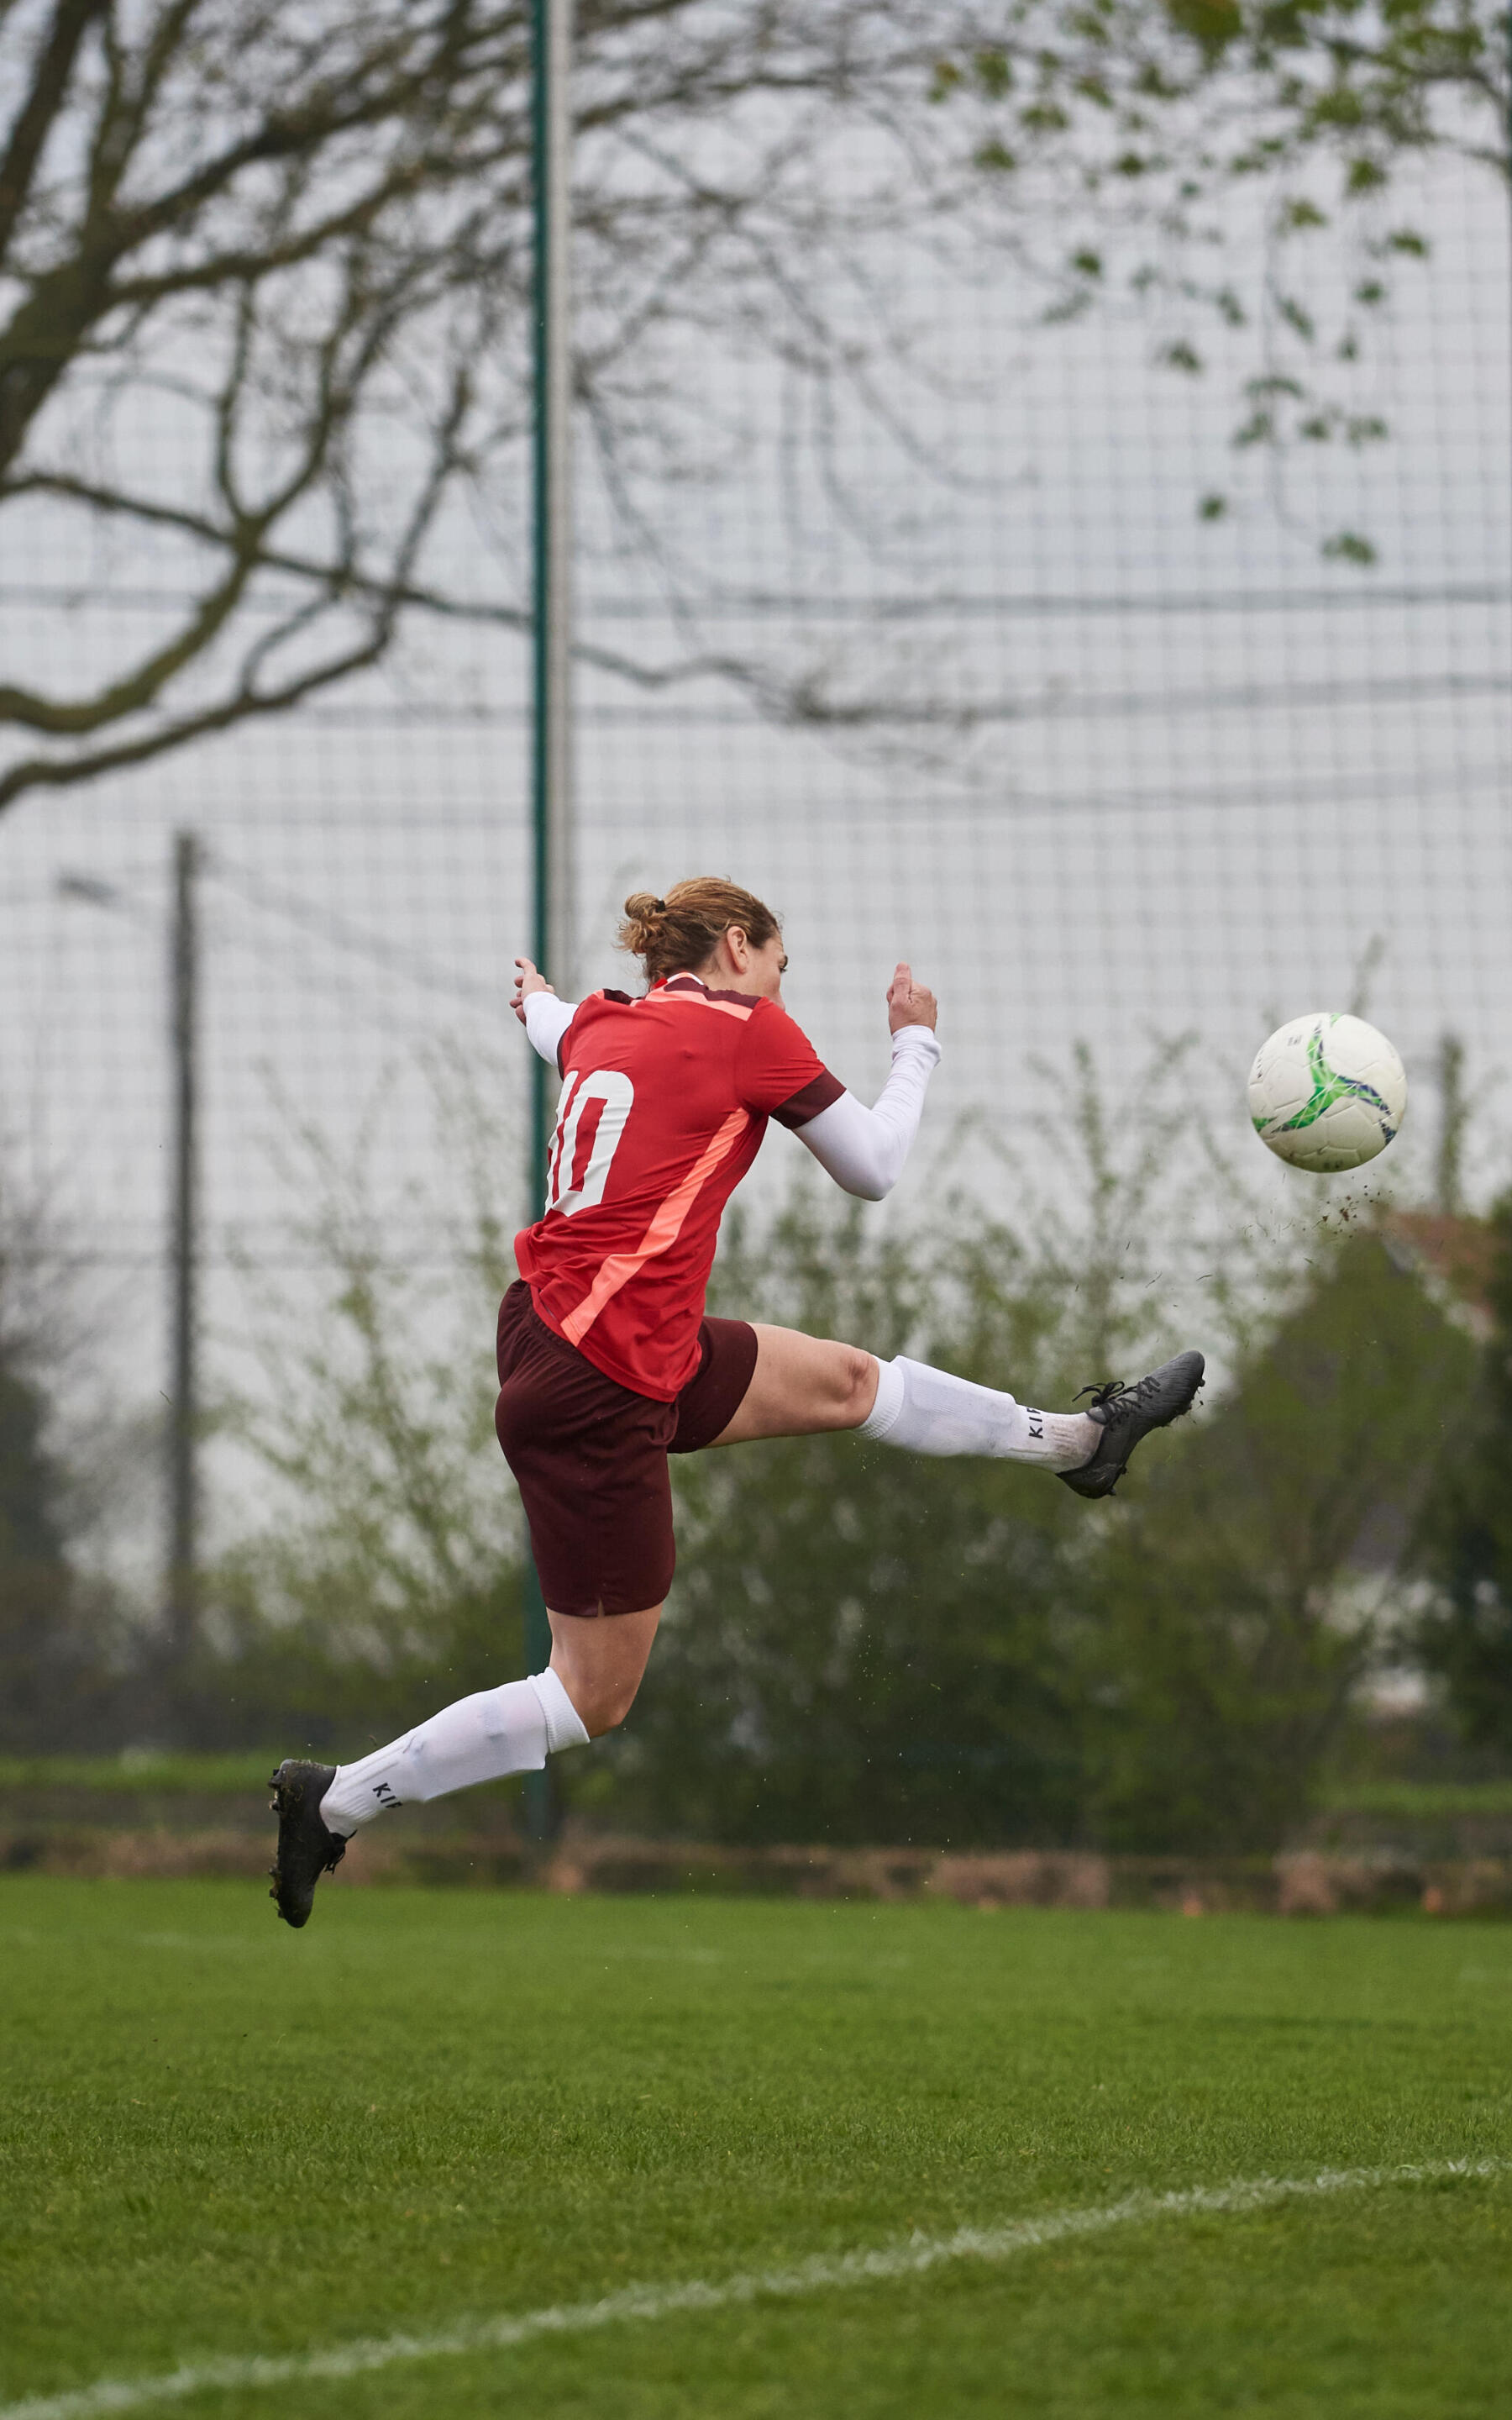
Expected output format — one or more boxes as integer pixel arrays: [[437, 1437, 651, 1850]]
[[3, 2158, 1504, 2420]]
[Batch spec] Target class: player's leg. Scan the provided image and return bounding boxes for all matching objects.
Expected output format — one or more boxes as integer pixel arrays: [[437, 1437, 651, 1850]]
[[713, 1323, 1095, 1464], [267, 1652, 595, 1928], [712, 1322, 1204, 1494], [545, 1602, 660, 1736], [711, 1323, 882, 1439], [270, 1288, 675, 1928], [269, 1611, 662, 1929]]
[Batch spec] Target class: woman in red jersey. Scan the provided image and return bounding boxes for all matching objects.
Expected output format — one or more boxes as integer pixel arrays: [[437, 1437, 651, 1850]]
[[270, 879, 1203, 1924]]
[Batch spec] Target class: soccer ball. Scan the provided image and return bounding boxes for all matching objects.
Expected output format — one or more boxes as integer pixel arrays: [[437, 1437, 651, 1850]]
[[1247, 1013, 1407, 1173]]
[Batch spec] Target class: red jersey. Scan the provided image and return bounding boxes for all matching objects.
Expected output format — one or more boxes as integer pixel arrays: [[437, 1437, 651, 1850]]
[[515, 974, 843, 1399]]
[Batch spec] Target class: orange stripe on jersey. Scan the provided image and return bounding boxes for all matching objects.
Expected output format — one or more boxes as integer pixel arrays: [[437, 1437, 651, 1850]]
[[559, 1106, 749, 1348], [651, 992, 753, 1023]]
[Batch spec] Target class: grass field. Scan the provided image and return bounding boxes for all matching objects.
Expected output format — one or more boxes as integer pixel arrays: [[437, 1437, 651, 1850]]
[[3, 1879, 1511, 2417]]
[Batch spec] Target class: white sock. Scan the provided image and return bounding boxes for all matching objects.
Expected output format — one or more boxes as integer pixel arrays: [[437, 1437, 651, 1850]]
[[318, 1669, 589, 1836], [859, 1355, 1097, 1472]]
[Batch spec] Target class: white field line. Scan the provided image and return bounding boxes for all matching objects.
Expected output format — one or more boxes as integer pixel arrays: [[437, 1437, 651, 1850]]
[[3, 2157, 1504, 2420]]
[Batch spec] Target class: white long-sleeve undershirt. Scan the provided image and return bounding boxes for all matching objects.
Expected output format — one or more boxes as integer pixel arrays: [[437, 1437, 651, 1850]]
[[794, 1025, 940, 1201], [523, 991, 577, 1065], [522, 990, 939, 1202]]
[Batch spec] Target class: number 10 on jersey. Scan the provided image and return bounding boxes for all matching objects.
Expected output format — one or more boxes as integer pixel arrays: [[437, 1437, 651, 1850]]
[[545, 1068, 635, 1218]]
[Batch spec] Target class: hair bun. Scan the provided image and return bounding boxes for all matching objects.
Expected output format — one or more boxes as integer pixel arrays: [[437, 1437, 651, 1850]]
[[617, 877, 780, 985]]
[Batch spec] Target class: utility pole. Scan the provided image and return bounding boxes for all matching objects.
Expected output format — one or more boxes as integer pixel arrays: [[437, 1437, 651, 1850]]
[[523, 0, 575, 1841], [166, 829, 200, 1680]]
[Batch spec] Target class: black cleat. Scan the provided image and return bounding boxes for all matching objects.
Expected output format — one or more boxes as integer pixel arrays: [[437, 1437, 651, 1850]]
[[1058, 1349, 1205, 1500], [269, 1760, 346, 1928]]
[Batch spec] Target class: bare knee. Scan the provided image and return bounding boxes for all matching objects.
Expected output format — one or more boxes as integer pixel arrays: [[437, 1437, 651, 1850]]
[[548, 1602, 659, 1741], [573, 1674, 641, 1739], [831, 1342, 879, 1429]]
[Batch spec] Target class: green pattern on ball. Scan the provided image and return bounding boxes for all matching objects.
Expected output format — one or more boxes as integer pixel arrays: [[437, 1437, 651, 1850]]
[[1272, 1020, 1395, 1138]]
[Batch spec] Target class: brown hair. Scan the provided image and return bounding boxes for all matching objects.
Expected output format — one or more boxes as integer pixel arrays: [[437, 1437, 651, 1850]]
[[617, 877, 781, 986]]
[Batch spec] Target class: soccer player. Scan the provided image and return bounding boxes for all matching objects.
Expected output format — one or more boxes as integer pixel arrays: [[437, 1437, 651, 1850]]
[[270, 879, 1203, 1923]]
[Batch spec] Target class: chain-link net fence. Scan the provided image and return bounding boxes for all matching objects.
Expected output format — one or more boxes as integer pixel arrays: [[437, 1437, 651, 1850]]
[[0, 20, 1507, 1734]]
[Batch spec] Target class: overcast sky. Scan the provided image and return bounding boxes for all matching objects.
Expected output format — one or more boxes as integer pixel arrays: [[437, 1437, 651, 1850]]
[[0, 134, 1506, 1567]]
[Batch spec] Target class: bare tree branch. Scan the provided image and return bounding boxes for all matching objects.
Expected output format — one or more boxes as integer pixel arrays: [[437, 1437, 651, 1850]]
[[0, 0, 103, 256], [0, 0, 1500, 812]]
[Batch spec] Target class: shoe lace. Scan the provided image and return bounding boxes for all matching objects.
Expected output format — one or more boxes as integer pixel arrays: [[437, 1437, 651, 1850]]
[[1075, 1371, 1162, 1427]]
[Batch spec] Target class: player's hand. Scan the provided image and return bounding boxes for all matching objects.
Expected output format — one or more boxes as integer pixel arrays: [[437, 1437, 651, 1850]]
[[512, 955, 555, 1025], [886, 961, 937, 1035]]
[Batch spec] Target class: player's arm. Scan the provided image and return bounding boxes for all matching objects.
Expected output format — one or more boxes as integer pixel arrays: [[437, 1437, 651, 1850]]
[[512, 955, 579, 1067], [793, 963, 940, 1203]]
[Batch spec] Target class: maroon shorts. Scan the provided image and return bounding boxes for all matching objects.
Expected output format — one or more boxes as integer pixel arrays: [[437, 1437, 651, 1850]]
[[493, 1280, 758, 1617]]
